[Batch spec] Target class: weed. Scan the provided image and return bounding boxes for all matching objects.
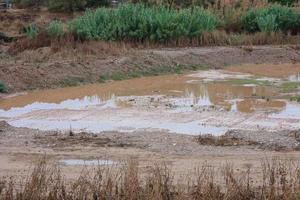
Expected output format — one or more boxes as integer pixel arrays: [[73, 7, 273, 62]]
[[46, 20, 64, 38], [24, 24, 39, 39]]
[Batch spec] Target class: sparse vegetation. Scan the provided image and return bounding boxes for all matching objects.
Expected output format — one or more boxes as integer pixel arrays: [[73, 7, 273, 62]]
[[24, 24, 39, 39], [46, 20, 64, 38], [98, 64, 208, 83], [280, 81, 300, 92], [1, 157, 300, 200]]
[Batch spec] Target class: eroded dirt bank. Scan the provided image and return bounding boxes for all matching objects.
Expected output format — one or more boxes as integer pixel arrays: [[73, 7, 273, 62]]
[[0, 45, 299, 92]]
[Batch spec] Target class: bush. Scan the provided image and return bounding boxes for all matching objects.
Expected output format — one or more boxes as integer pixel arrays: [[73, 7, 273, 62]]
[[46, 21, 64, 38], [257, 14, 278, 33], [68, 4, 219, 42], [241, 5, 300, 33], [24, 24, 39, 39], [0, 81, 7, 93], [47, 0, 87, 12]]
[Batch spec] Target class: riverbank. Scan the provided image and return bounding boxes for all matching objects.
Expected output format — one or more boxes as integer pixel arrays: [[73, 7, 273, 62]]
[[0, 45, 299, 92]]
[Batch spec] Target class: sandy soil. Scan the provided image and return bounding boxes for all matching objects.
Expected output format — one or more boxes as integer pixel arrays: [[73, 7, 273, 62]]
[[1, 121, 300, 181]]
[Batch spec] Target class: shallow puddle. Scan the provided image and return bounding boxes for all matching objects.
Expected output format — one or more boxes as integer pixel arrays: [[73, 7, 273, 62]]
[[0, 69, 299, 135], [59, 159, 116, 166], [288, 74, 300, 82]]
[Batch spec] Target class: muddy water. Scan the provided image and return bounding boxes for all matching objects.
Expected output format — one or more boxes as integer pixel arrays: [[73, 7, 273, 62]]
[[0, 70, 299, 135], [0, 72, 281, 112]]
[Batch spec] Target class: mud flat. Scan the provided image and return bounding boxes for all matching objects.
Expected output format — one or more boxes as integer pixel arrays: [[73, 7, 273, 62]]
[[1, 59, 300, 179]]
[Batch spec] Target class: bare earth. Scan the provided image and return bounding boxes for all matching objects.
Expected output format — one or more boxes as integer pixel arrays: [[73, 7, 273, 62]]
[[0, 45, 299, 92]]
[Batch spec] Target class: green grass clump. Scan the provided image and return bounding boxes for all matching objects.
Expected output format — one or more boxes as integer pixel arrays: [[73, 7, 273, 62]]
[[68, 4, 219, 42], [241, 5, 300, 33], [0, 81, 7, 93], [46, 20, 64, 38], [24, 24, 39, 39], [280, 82, 300, 92]]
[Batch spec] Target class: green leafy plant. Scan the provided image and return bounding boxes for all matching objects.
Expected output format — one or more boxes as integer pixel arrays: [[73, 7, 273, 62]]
[[241, 5, 300, 33], [46, 20, 64, 38], [24, 24, 39, 39], [68, 4, 219, 42], [257, 14, 278, 33]]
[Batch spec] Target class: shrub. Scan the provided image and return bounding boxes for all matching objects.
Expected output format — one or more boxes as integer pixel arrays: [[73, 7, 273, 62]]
[[47, 0, 87, 12], [24, 24, 39, 39], [46, 21, 64, 38], [241, 5, 300, 33], [68, 4, 219, 42], [0, 81, 7, 93], [257, 14, 278, 33]]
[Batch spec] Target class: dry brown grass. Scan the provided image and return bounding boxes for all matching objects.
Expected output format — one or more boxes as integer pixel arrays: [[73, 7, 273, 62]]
[[1, 157, 300, 200], [7, 31, 300, 57]]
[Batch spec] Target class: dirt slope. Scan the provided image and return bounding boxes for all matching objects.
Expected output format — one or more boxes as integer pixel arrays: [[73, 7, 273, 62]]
[[0, 45, 299, 92]]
